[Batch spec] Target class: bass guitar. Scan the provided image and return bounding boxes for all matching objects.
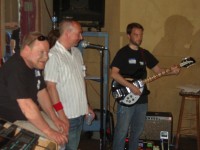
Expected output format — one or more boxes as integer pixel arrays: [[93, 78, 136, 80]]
[[111, 57, 196, 106]]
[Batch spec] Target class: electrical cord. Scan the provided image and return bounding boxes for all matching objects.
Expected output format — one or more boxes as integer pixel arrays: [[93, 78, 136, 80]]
[[43, 0, 52, 21]]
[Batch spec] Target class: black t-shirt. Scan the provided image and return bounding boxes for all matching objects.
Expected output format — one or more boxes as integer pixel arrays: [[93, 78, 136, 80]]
[[110, 45, 159, 104], [0, 53, 46, 122]]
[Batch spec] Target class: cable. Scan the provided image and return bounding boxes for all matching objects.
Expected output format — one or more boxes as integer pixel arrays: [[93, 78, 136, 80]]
[[110, 89, 117, 113], [43, 0, 52, 21]]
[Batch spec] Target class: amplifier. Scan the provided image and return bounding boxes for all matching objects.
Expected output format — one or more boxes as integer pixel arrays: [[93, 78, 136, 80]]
[[139, 112, 173, 142]]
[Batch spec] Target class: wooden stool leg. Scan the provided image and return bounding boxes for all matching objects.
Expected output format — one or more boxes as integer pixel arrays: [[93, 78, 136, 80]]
[[196, 98, 200, 150], [175, 97, 185, 150]]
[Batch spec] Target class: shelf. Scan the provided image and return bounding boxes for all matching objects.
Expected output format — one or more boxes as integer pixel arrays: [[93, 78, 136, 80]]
[[85, 76, 101, 82]]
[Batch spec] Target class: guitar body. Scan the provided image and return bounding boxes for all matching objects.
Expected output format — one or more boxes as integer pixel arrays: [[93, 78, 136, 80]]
[[111, 79, 144, 106]]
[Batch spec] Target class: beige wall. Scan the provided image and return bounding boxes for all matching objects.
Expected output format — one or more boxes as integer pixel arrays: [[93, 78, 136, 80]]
[[1, 0, 200, 135]]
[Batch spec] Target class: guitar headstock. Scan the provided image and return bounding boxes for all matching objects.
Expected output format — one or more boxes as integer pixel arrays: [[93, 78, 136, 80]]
[[180, 57, 196, 68]]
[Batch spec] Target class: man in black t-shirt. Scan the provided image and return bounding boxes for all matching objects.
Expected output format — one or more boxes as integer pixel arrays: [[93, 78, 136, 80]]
[[110, 22, 181, 150], [0, 31, 68, 145]]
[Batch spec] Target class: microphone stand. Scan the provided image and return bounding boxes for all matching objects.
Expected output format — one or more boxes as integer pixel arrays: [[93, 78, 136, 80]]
[[99, 49, 106, 150], [80, 41, 108, 150]]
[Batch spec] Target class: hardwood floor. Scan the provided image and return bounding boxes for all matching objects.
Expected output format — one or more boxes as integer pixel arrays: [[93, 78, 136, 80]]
[[176, 136, 197, 150]]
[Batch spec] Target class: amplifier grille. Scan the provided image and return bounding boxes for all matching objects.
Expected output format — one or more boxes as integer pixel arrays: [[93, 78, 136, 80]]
[[139, 112, 173, 142]]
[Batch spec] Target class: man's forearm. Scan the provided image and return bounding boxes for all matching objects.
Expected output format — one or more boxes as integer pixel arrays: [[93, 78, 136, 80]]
[[17, 98, 52, 134], [45, 82, 67, 118], [37, 88, 60, 122]]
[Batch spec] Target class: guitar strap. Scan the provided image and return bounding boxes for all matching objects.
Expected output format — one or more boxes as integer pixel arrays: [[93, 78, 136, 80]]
[[139, 48, 146, 65], [134, 48, 147, 79], [139, 48, 150, 96]]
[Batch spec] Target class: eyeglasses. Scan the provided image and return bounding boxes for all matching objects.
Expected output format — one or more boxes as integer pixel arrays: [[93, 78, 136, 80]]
[[28, 35, 48, 46]]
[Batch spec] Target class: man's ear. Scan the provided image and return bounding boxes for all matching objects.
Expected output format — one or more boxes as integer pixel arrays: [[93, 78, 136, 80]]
[[22, 45, 31, 54], [25, 45, 31, 50], [64, 30, 70, 38]]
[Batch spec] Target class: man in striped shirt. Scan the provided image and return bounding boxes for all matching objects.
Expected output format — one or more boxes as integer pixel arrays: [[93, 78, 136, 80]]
[[44, 19, 94, 150]]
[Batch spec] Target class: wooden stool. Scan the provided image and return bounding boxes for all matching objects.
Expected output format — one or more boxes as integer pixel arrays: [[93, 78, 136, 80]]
[[175, 91, 200, 150]]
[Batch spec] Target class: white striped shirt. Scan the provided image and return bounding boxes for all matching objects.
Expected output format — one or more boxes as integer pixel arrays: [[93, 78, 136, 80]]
[[44, 41, 88, 119]]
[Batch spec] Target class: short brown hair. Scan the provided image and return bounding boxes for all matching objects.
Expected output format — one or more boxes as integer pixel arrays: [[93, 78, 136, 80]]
[[126, 23, 144, 35], [21, 31, 45, 49]]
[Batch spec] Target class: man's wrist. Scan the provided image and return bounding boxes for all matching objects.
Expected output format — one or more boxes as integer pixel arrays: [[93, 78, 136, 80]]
[[53, 102, 63, 112], [42, 126, 52, 136]]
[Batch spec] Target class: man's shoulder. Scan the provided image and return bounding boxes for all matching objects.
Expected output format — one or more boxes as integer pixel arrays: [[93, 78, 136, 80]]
[[120, 45, 129, 50], [139, 47, 148, 51], [139, 47, 152, 54], [1, 55, 30, 79], [4, 54, 24, 68], [116, 45, 130, 54], [49, 46, 62, 57]]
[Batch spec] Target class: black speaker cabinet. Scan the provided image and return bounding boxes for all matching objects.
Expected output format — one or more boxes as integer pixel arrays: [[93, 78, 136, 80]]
[[53, 0, 105, 28], [139, 112, 173, 142]]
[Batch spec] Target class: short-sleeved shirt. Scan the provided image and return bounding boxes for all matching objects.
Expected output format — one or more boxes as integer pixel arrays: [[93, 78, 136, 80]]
[[110, 45, 159, 104], [0, 53, 46, 122], [44, 41, 88, 119]]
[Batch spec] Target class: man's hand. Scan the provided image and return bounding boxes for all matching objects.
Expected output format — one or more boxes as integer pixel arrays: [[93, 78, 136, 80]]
[[130, 85, 142, 95], [43, 128, 68, 145], [87, 105, 95, 121], [54, 115, 69, 136], [170, 65, 180, 75]]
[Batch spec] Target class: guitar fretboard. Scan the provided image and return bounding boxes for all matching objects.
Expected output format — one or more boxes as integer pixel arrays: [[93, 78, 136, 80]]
[[142, 68, 173, 84]]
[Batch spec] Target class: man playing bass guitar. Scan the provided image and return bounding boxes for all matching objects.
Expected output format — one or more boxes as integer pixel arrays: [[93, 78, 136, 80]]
[[110, 22, 180, 150]]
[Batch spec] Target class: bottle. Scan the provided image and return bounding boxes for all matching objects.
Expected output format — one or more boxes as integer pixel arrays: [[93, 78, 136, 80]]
[[52, 12, 57, 30], [86, 113, 94, 125], [59, 144, 66, 150], [153, 145, 160, 150], [146, 142, 153, 150]]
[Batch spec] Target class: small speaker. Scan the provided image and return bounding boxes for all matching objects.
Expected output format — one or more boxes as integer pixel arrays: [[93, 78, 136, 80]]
[[139, 112, 173, 142]]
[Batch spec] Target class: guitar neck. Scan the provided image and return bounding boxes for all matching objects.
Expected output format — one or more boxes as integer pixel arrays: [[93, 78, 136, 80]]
[[142, 65, 180, 84]]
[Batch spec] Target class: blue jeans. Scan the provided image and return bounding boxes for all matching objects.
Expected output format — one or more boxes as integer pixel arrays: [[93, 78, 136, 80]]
[[65, 116, 84, 150], [112, 103, 148, 150]]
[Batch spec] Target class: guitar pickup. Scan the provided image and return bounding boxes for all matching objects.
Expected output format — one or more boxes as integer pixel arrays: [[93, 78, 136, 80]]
[[113, 89, 123, 99], [126, 87, 131, 93]]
